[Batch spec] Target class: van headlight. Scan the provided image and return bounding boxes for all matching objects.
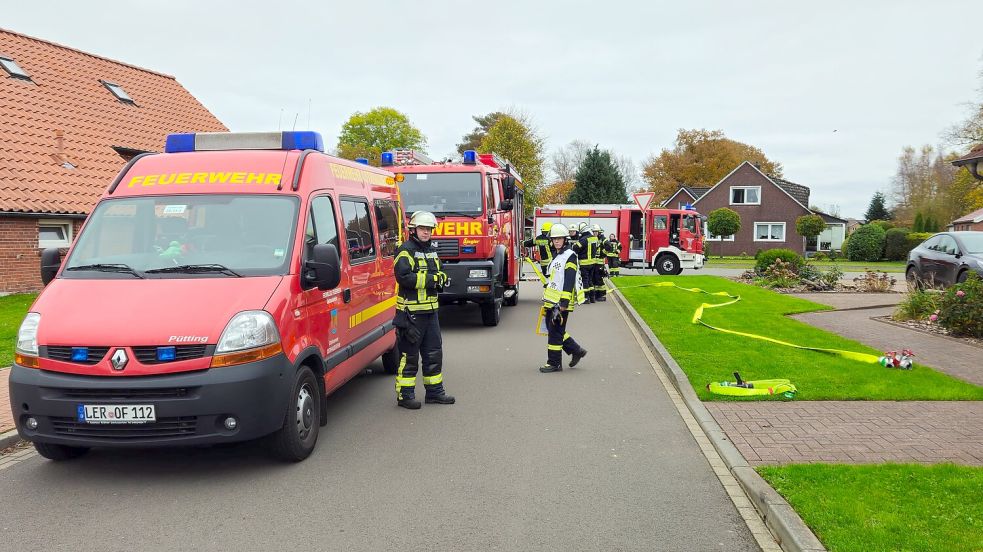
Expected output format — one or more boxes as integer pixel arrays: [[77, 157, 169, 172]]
[[215, 311, 279, 353], [16, 313, 41, 356]]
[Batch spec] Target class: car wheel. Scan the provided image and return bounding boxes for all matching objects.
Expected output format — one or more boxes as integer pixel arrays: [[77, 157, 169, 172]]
[[269, 366, 320, 462], [33, 442, 89, 461], [956, 270, 968, 284]]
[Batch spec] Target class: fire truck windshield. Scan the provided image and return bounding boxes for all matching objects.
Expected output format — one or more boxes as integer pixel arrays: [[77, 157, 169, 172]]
[[399, 172, 483, 216]]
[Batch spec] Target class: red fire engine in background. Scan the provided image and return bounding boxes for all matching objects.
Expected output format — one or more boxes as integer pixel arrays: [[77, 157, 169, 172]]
[[533, 204, 705, 275], [383, 149, 523, 326]]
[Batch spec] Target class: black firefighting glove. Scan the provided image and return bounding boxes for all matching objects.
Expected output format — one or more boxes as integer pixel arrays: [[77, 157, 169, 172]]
[[550, 305, 563, 326]]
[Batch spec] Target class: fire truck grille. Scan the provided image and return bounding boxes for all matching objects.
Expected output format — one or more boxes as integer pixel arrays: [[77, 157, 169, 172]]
[[49, 416, 198, 440], [47, 387, 195, 400], [433, 239, 460, 258], [44, 346, 110, 365], [133, 345, 209, 364]]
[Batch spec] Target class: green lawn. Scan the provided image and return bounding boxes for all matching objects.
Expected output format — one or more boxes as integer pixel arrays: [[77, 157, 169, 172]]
[[614, 275, 983, 400], [1, 293, 37, 367], [758, 464, 983, 552], [705, 258, 906, 273]]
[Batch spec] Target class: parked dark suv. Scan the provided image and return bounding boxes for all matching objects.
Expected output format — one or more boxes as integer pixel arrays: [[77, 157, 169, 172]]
[[906, 231, 983, 287]]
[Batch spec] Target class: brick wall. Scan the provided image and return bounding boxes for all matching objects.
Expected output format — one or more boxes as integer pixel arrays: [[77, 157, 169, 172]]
[[0, 217, 74, 294]]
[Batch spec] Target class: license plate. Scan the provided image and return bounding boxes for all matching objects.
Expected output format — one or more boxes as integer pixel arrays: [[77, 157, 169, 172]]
[[77, 404, 156, 424]]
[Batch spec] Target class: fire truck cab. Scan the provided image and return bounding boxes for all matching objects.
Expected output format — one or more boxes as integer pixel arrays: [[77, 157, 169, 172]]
[[533, 204, 705, 275], [384, 149, 523, 326]]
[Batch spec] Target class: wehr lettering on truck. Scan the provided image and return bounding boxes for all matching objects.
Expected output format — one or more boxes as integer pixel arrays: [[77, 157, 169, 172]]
[[10, 131, 406, 462], [382, 149, 524, 327]]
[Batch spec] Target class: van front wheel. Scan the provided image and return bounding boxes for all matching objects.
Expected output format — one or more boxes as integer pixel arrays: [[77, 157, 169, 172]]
[[270, 367, 320, 462]]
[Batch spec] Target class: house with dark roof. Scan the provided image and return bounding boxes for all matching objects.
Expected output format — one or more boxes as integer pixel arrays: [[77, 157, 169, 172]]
[[661, 185, 710, 209], [683, 161, 845, 256], [0, 28, 227, 293], [948, 207, 983, 231]]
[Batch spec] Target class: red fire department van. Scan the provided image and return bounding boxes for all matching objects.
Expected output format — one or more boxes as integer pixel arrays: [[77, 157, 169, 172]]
[[10, 131, 403, 462], [533, 204, 705, 275], [382, 149, 523, 326]]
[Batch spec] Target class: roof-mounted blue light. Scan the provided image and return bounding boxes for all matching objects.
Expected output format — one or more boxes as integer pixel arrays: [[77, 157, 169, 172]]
[[381, 151, 395, 166], [355, 157, 369, 165], [684, 203, 694, 210], [164, 131, 325, 154], [463, 150, 477, 165]]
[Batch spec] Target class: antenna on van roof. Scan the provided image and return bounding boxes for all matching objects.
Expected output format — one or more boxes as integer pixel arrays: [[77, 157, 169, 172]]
[[292, 112, 299, 131], [307, 98, 312, 130]]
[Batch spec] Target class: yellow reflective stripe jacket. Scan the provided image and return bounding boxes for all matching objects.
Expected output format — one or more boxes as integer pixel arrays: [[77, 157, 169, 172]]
[[395, 238, 441, 312]]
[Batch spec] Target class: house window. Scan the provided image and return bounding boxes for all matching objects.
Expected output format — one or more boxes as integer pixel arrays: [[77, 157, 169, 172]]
[[730, 186, 761, 205], [0, 56, 31, 80], [39, 220, 73, 248], [101, 80, 135, 104], [754, 222, 785, 242], [703, 223, 734, 241]]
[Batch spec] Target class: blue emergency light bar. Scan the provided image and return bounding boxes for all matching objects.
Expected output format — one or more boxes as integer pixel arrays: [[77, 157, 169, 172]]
[[71, 347, 89, 362], [381, 151, 395, 166], [355, 158, 369, 165], [157, 346, 176, 362], [463, 150, 477, 165], [164, 131, 324, 154]]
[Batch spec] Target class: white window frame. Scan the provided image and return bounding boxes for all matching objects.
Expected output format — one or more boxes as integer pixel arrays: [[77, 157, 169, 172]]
[[753, 222, 786, 242], [729, 186, 761, 205], [38, 220, 73, 248], [702, 222, 734, 241]]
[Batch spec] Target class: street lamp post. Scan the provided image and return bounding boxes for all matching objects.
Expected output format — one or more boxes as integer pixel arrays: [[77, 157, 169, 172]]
[[951, 145, 983, 181]]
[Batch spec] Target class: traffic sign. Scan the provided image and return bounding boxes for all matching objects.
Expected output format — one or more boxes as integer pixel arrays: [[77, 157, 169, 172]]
[[633, 192, 655, 211]]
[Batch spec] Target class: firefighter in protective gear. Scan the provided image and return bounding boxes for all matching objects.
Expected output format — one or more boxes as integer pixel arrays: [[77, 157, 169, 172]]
[[393, 211, 455, 409], [540, 224, 587, 373], [605, 233, 622, 277], [591, 224, 607, 301], [523, 221, 554, 273], [570, 221, 599, 303]]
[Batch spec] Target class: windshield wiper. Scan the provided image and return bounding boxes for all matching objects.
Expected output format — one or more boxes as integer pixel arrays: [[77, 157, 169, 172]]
[[144, 264, 242, 277], [65, 263, 145, 279], [435, 211, 481, 218]]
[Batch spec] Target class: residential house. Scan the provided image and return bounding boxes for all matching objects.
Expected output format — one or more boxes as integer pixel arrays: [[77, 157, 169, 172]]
[[1, 28, 227, 293], [661, 185, 709, 210], [684, 161, 844, 256], [948, 207, 983, 231]]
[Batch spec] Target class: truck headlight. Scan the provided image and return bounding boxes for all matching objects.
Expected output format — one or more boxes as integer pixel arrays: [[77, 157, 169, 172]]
[[469, 269, 489, 279], [16, 313, 41, 356], [215, 311, 279, 353]]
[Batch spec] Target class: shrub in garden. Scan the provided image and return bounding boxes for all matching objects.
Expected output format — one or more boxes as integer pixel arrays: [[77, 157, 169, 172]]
[[852, 269, 896, 292], [893, 288, 941, 321], [937, 273, 983, 337], [818, 265, 843, 289], [870, 219, 895, 232], [755, 248, 804, 274], [884, 228, 911, 261], [812, 252, 829, 261], [846, 224, 886, 262], [762, 258, 801, 288]]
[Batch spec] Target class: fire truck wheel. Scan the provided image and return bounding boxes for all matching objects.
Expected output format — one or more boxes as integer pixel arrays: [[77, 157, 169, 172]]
[[33, 442, 90, 461], [270, 366, 320, 462], [655, 254, 681, 276], [480, 299, 502, 326], [381, 346, 399, 374]]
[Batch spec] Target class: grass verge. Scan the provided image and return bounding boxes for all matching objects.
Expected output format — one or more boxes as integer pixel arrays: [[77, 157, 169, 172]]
[[1, 294, 37, 367], [705, 259, 906, 273], [614, 275, 983, 400], [757, 463, 983, 552]]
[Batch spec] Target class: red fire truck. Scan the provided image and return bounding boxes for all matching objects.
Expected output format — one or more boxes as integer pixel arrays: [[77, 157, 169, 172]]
[[383, 149, 523, 326], [533, 204, 705, 275]]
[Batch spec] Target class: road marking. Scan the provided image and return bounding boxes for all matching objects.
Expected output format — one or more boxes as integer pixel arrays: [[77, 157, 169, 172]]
[[615, 297, 783, 552]]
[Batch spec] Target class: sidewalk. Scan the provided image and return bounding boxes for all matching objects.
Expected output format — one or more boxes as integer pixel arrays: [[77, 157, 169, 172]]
[[1, 368, 12, 434]]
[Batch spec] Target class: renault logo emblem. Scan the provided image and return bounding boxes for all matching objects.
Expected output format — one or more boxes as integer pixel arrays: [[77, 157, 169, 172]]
[[110, 348, 128, 371]]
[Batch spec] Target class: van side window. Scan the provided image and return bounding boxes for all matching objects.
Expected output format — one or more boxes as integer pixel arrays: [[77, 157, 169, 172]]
[[306, 196, 340, 258], [341, 198, 376, 262], [374, 199, 400, 257], [486, 176, 495, 211]]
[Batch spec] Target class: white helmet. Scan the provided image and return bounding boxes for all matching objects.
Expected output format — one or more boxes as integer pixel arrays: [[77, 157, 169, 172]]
[[592, 224, 601, 233], [549, 224, 569, 238], [409, 211, 437, 229], [578, 222, 589, 232]]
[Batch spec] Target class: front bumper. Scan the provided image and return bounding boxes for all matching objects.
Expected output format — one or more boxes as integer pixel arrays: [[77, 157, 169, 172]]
[[438, 261, 496, 302], [8, 355, 293, 448], [681, 253, 705, 270]]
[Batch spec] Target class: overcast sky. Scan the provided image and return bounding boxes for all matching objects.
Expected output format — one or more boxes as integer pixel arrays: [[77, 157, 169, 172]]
[[5, 0, 981, 218]]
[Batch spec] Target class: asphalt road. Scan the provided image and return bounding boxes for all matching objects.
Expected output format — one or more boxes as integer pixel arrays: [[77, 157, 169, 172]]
[[0, 281, 758, 552]]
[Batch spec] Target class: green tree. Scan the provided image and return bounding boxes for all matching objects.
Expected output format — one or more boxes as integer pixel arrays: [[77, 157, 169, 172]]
[[795, 214, 827, 242], [864, 191, 892, 221], [478, 114, 545, 216], [456, 112, 506, 155], [337, 107, 426, 157], [568, 147, 629, 204], [707, 208, 741, 256], [335, 144, 381, 166], [847, 224, 887, 262], [642, 129, 783, 204], [913, 212, 924, 232]]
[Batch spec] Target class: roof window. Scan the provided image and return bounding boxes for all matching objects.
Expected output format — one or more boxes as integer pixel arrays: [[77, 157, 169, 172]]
[[100, 80, 135, 104], [0, 56, 32, 80]]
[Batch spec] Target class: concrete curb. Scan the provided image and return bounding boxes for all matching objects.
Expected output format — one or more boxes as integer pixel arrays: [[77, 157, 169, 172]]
[[609, 281, 827, 552], [0, 429, 22, 451]]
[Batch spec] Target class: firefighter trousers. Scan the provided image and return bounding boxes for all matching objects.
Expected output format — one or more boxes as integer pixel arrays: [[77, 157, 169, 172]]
[[593, 264, 606, 299], [608, 257, 620, 276], [580, 264, 595, 301], [545, 308, 584, 368], [395, 311, 444, 400]]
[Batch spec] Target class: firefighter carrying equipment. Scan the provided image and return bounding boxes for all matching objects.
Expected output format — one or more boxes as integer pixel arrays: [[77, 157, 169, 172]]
[[524, 232, 553, 268], [409, 210, 437, 229], [541, 246, 586, 371]]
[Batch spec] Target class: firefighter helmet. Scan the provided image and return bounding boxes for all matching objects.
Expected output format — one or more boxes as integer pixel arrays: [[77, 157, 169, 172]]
[[578, 222, 589, 232], [549, 224, 569, 238], [541, 221, 553, 233], [592, 224, 601, 232], [408, 211, 437, 229]]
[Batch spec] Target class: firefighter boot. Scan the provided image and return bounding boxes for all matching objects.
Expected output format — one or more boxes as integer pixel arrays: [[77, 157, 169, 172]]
[[569, 349, 588, 368], [424, 383, 456, 404], [539, 363, 563, 373], [397, 387, 421, 410]]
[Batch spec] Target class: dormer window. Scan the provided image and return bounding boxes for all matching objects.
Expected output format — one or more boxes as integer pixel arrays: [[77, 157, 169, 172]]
[[0, 55, 32, 80], [101, 80, 135, 104]]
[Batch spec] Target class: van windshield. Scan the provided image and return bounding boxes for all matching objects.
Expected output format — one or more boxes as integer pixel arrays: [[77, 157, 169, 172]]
[[64, 195, 299, 278], [399, 172, 483, 216]]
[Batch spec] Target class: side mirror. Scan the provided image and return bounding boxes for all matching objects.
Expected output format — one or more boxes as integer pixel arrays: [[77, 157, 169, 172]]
[[305, 243, 341, 290], [499, 200, 514, 212], [40, 248, 62, 286], [487, 212, 494, 225], [502, 175, 516, 200]]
